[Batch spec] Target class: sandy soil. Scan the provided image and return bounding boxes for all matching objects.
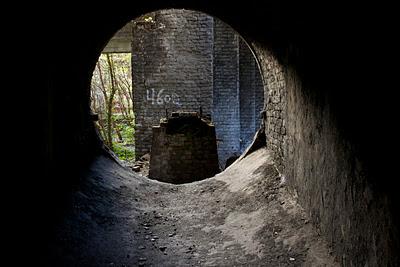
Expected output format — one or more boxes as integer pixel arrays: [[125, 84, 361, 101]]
[[47, 148, 338, 266]]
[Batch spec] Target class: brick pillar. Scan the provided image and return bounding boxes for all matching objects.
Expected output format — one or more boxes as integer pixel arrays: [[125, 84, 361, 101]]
[[132, 10, 214, 159], [212, 19, 240, 168]]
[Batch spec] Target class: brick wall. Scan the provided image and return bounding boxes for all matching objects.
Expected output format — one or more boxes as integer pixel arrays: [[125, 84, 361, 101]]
[[252, 40, 399, 265], [131, 10, 264, 166], [148, 114, 219, 183], [45, 5, 400, 266], [252, 44, 286, 171], [239, 39, 264, 152], [212, 19, 240, 167], [254, 59, 264, 133], [132, 10, 214, 159]]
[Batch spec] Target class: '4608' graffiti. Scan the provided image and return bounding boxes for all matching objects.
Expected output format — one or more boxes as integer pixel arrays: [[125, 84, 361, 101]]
[[146, 89, 181, 105]]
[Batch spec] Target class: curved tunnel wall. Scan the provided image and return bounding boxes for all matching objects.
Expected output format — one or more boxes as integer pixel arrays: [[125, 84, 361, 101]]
[[253, 43, 399, 266], [43, 2, 399, 266]]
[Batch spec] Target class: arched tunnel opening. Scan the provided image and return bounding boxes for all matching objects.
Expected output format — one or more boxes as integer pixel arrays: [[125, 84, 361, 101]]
[[37, 2, 399, 266], [90, 9, 266, 184]]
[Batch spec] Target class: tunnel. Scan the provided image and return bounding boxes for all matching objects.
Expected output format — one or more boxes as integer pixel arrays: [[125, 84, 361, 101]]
[[91, 9, 265, 181], [35, 1, 399, 266]]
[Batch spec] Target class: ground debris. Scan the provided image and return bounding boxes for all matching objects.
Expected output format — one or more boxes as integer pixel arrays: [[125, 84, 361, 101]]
[[49, 149, 338, 266]]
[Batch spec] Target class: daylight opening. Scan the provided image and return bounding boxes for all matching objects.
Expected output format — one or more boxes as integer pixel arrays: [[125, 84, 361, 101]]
[[90, 9, 264, 183]]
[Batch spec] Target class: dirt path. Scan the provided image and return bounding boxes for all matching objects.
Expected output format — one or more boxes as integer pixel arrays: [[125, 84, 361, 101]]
[[48, 148, 338, 266]]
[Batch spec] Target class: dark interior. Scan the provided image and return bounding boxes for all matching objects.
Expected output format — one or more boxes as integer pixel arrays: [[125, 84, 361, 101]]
[[26, 1, 400, 265]]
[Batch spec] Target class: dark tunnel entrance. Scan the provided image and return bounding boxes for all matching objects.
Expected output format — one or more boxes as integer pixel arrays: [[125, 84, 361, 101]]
[[90, 9, 266, 183], [39, 2, 400, 266]]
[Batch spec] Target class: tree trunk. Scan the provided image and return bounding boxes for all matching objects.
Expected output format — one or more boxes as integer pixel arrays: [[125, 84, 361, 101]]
[[112, 120, 123, 142], [106, 54, 117, 150]]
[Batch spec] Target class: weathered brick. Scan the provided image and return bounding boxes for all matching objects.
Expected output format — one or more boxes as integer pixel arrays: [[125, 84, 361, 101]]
[[131, 10, 264, 168]]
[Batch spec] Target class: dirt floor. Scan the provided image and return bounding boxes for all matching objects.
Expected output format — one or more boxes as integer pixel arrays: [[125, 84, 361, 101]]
[[47, 148, 338, 266]]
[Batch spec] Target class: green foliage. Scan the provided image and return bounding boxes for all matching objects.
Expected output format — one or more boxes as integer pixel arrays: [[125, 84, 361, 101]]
[[112, 142, 135, 161], [113, 114, 135, 143], [90, 53, 135, 161], [120, 124, 135, 142], [111, 113, 135, 161]]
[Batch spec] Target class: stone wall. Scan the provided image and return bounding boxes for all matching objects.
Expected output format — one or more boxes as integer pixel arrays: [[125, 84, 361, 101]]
[[253, 41, 398, 266], [148, 113, 219, 183], [253, 45, 286, 171], [43, 4, 400, 267], [283, 66, 398, 266]]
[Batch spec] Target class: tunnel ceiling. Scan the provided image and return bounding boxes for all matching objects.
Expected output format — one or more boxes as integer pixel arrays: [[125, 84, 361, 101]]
[[45, 1, 393, 175], [34, 1, 400, 266], [42, 0, 397, 226]]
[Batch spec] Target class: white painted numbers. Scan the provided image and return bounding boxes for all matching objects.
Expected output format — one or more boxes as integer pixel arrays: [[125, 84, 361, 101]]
[[146, 89, 181, 105]]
